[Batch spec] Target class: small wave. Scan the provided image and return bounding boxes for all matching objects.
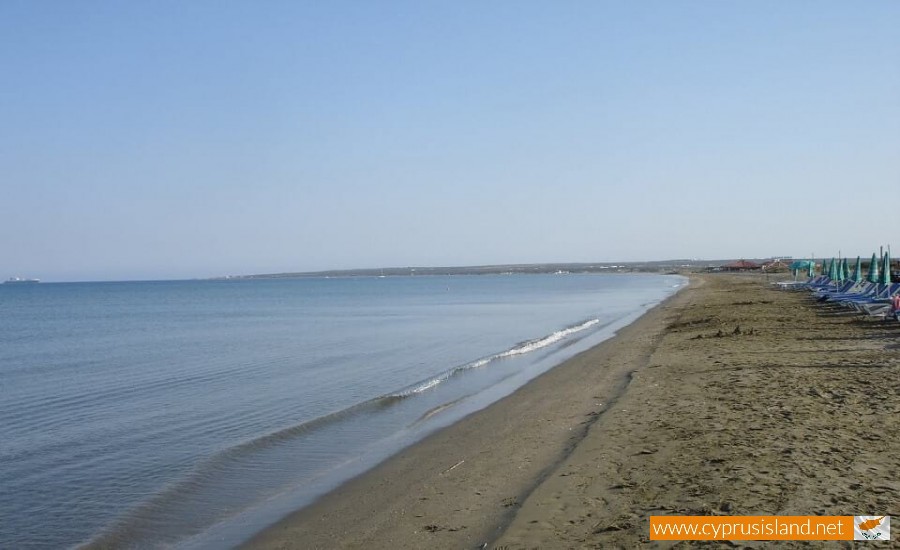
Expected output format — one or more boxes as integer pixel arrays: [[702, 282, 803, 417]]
[[389, 318, 601, 398], [497, 318, 600, 358]]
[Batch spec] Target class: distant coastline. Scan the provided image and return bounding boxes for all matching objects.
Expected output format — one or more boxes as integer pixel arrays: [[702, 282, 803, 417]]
[[212, 259, 743, 280]]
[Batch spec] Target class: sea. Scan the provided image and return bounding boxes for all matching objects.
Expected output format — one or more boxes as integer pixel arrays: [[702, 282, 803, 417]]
[[0, 273, 686, 549]]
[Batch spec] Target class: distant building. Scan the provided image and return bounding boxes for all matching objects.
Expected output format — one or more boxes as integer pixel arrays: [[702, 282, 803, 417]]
[[720, 260, 761, 272]]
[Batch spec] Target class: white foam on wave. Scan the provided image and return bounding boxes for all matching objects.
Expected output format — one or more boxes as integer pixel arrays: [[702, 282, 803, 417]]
[[394, 375, 448, 397], [497, 318, 600, 358], [389, 318, 601, 398]]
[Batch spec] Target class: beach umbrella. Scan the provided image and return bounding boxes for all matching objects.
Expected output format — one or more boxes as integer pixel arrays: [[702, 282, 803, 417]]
[[852, 256, 862, 283], [789, 260, 813, 279], [808, 261, 815, 278], [829, 258, 838, 280], [842, 258, 850, 281], [867, 253, 879, 283], [881, 252, 892, 285]]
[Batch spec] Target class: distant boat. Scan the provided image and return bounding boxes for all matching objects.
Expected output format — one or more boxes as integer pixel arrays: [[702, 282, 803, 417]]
[[4, 277, 40, 284]]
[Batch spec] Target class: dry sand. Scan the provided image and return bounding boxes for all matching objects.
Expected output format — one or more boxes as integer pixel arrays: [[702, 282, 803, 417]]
[[245, 274, 900, 549]]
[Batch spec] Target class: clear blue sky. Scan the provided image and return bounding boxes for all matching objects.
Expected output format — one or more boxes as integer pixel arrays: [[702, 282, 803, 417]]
[[2, 1, 898, 281]]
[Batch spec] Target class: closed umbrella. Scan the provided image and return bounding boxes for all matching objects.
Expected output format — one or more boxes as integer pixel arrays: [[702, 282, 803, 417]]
[[852, 256, 862, 283], [867, 253, 879, 283], [808, 260, 815, 278], [881, 252, 892, 285]]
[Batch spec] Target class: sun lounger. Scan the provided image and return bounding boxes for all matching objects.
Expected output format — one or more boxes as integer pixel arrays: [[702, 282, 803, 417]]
[[814, 280, 858, 296], [842, 283, 900, 312], [821, 282, 876, 302]]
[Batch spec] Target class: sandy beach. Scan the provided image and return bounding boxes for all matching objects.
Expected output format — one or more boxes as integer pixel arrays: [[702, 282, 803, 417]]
[[245, 274, 900, 549]]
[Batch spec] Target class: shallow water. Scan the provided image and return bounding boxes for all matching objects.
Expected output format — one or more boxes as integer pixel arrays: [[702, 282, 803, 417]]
[[0, 273, 685, 549]]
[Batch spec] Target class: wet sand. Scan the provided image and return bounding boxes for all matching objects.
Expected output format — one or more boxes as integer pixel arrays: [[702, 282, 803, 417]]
[[245, 274, 900, 549]]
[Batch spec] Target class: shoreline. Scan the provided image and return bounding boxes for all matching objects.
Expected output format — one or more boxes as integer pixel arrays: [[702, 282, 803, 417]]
[[242, 276, 694, 549], [245, 274, 900, 548]]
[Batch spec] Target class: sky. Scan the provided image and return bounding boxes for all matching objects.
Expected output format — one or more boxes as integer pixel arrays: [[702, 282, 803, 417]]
[[1, 1, 898, 281]]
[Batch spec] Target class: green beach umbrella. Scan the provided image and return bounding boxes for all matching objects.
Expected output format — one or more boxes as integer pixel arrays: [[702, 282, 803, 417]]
[[789, 260, 816, 279], [881, 252, 892, 285], [867, 253, 879, 283], [852, 256, 862, 283], [830, 258, 838, 280], [842, 258, 850, 281], [808, 261, 815, 278]]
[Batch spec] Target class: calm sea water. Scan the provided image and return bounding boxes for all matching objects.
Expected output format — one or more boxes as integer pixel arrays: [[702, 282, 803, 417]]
[[0, 273, 685, 549]]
